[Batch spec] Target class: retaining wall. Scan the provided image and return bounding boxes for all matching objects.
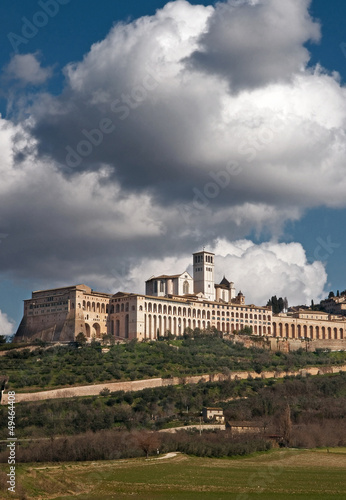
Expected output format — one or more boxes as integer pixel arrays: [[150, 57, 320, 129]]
[[2, 364, 346, 404]]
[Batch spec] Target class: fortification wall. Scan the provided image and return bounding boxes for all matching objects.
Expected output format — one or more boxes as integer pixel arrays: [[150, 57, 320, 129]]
[[234, 335, 346, 352], [14, 310, 76, 343]]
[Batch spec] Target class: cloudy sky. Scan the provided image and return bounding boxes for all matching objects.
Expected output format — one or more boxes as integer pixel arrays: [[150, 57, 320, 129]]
[[1, 0, 346, 334]]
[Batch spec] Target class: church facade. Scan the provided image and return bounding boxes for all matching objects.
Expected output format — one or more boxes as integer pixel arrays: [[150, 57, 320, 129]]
[[14, 250, 346, 345]]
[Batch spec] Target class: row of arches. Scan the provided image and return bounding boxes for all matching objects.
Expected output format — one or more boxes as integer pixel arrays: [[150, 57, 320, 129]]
[[273, 322, 344, 340], [146, 303, 210, 318], [85, 322, 101, 338], [110, 315, 129, 339], [217, 323, 271, 335], [109, 303, 130, 314], [144, 314, 211, 339], [81, 301, 106, 313], [141, 316, 270, 338], [144, 302, 270, 321]]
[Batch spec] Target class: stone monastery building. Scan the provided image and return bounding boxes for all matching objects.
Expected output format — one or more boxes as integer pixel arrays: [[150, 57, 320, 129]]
[[14, 250, 346, 344]]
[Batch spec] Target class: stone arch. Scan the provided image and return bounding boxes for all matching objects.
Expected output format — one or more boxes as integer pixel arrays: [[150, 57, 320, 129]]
[[92, 322, 100, 338], [148, 315, 152, 338], [297, 324, 301, 338], [125, 314, 129, 339], [153, 315, 157, 338]]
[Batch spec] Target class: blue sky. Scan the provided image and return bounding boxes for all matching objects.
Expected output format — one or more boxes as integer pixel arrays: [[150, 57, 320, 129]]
[[1, 0, 346, 333]]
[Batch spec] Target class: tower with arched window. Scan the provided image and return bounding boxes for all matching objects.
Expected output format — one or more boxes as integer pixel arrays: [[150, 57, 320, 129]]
[[193, 250, 215, 301]]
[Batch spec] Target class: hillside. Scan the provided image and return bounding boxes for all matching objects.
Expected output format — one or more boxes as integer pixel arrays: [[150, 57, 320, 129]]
[[1, 336, 346, 392]]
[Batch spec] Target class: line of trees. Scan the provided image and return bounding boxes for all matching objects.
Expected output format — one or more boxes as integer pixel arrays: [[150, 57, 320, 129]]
[[266, 296, 288, 314], [0, 428, 272, 463]]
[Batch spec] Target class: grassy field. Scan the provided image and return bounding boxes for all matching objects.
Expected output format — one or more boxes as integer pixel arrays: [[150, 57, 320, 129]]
[[1, 448, 346, 499]]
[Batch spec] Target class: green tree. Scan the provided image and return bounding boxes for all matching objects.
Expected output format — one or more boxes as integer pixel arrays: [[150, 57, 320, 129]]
[[75, 332, 87, 346], [267, 296, 286, 314]]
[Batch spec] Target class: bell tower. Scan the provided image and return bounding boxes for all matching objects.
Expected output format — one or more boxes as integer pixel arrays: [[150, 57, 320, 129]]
[[193, 250, 215, 301]]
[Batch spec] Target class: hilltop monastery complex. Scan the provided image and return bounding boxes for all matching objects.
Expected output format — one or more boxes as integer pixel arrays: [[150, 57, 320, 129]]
[[14, 250, 346, 348]]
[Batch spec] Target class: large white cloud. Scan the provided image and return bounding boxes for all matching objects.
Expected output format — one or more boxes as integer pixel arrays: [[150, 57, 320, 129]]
[[0, 0, 345, 311], [0, 310, 15, 336], [211, 239, 327, 305], [87, 238, 327, 306], [188, 0, 320, 91], [26, 0, 346, 217]]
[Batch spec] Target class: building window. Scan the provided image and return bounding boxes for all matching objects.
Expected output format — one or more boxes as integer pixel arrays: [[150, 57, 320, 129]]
[[183, 280, 189, 294]]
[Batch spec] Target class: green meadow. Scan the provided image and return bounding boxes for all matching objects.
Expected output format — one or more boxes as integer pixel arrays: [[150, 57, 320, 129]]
[[1, 448, 346, 499]]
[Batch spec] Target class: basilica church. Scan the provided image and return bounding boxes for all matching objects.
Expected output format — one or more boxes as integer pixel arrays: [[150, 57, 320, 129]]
[[15, 250, 265, 342], [14, 250, 346, 346]]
